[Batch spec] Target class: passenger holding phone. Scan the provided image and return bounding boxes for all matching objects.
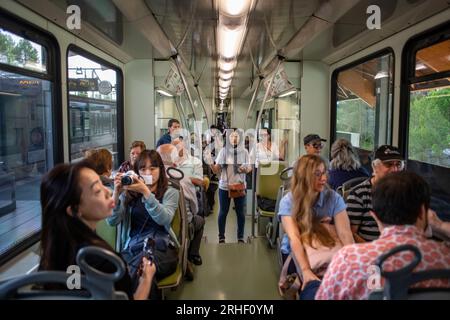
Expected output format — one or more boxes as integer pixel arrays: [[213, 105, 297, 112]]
[[108, 150, 179, 299]]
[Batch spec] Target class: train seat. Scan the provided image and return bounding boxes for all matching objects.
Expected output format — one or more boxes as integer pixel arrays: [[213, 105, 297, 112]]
[[0, 246, 128, 300], [157, 167, 189, 296], [368, 244, 450, 300], [336, 176, 367, 201]]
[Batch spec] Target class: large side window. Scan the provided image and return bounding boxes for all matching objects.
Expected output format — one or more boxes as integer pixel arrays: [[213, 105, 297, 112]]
[[331, 50, 394, 174], [67, 47, 123, 167], [401, 23, 450, 219], [0, 12, 61, 264]]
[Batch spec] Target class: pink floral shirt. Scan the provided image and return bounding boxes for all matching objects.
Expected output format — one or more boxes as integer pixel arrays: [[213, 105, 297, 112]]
[[316, 225, 450, 300]]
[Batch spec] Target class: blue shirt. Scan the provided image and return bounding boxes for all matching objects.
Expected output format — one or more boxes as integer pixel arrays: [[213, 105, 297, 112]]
[[156, 133, 171, 148], [277, 189, 346, 255], [328, 167, 369, 190]]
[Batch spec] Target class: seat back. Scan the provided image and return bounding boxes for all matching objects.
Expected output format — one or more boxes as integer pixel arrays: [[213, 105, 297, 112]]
[[96, 220, 117, 250], [0, 246, 128, 300], [256, 161, 286, 201], [369, 244, 450, 300], [157, 167, 188, 291], [337, 176, 368, 201]]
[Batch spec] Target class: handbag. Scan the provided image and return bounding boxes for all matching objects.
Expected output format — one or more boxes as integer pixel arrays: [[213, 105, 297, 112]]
[[278, 254, 301, 300], [228, 182, 246, 198], [225, 161, 246, 198]]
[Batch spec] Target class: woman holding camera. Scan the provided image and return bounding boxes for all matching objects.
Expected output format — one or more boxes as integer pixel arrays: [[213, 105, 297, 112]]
[[210, 128, 251, 244], [39, 160, 155, 300], [108, 150, 179, 298]]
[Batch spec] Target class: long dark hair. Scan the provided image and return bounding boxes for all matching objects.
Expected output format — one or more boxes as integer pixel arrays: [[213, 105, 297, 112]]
[[133, 149, 168, 201], [39, 160, 111, 271]]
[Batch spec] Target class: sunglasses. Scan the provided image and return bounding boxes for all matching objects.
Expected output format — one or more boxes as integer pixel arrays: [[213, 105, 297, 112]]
[[382, 160, 405, 170], [310, 142, 324, 149]]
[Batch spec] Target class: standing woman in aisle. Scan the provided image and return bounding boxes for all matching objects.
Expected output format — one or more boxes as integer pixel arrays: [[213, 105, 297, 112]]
[[210, 129, 252, 243]]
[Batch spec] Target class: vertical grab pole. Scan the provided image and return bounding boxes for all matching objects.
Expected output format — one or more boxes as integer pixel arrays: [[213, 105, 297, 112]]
[[251, 57, 283, 239], [172, 54, 198, 123], [194, 83, 210, 128], [244, 76, 263, 130], [246, 76, 263, 239]]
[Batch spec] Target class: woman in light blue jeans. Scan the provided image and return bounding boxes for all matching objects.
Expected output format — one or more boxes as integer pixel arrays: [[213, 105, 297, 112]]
[[210, 129, 251, 243]]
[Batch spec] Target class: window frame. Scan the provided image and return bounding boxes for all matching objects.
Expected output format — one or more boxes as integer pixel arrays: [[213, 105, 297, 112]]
[[399, 21, 450, 157], [65, 44, 124, 167], [330, 47, 395, 154], [0, 8, 62, 266]]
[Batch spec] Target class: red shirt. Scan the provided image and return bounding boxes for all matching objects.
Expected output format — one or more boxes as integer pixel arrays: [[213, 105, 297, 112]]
[[316, 225, 450, 300]]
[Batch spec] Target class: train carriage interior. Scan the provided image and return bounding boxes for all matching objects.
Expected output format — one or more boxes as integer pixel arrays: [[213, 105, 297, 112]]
[[0, 0, 449, 301]]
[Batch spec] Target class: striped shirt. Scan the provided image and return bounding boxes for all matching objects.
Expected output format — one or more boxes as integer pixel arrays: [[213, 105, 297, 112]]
[[346, 178, 380, 241]]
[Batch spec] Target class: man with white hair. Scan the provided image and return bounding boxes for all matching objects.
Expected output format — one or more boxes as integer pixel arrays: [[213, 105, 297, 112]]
[[157, 143, 205, 266], [347, 145, 405, 242]]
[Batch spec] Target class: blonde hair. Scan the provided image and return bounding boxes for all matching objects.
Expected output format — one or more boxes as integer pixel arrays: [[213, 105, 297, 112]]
[[330, 138, 361, 171], [290, 154, 335, 249]]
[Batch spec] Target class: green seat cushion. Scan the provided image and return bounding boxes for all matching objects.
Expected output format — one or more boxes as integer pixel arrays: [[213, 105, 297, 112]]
[[157, 264, 182, 288]]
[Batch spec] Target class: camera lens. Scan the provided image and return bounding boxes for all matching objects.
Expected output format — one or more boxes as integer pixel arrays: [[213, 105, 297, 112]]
[[121, 175, 133, 185]]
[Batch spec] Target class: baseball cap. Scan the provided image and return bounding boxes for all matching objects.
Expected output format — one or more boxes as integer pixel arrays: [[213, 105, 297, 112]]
[[374, 145, 404, 161], [304, 134, 327, 145]]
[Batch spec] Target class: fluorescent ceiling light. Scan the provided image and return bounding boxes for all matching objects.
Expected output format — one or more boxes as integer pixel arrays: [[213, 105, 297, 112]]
[[218, 59, 236, 72], [278, 89, 297, 98], [374, 71, 389, 79], [219, 78, 232, 88], [0, 91, 21, 96], [219, 0, 251, 16], [218, 25, 245, 59], [156, 88, 174, 97], [219, 71, 234, 80], [415, 63, 427, 70]]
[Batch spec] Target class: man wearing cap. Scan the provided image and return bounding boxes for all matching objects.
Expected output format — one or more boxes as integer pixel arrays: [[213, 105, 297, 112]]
[[346, 145, 405, 242], [304, 134, 327, 156]]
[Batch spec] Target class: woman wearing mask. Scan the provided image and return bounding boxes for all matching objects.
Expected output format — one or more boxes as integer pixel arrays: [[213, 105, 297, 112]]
[[39, 160, 155, 300], [108, 150, 179, 298], [210, 129, 252, 243], [277, 154, 354, 298]]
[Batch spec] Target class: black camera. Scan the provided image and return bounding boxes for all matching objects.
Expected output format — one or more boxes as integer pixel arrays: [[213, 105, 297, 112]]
[[121, 171, 137, 185], [143, 238, 155, 263]]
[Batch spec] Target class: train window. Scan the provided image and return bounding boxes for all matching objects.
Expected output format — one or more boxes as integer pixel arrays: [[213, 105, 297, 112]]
[[0, 12, 61, 264], [67, 47, 123, 168], [414, 39, 450, 77], [0, 28, 47, 73], [332, 50, 394, 155], [402, 23, 450, 218]]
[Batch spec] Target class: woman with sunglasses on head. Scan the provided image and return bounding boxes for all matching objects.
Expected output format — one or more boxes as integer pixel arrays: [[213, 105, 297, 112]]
[[277, 154, 354, 299], [39, 160, 155, 300], [108, 150, 179, 299]]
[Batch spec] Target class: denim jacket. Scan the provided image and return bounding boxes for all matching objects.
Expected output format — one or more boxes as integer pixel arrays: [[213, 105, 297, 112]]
[[107, 186, 180, 251]]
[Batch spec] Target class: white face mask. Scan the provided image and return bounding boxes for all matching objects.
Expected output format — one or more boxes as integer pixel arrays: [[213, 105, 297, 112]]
[[141, 174, 153, 185]]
